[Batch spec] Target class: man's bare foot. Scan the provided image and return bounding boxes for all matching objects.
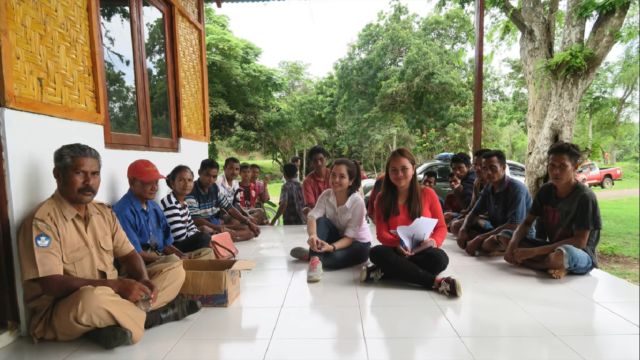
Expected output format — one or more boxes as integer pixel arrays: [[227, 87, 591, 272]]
[[480, 235, 506, 255], [548, 268, 568, 279], [546, 249, 567, 279], [465, 240, 480, 256]]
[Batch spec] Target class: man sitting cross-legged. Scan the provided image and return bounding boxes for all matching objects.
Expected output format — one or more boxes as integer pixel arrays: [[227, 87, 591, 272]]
[[186, 159, 260, 242], [504, 142, 601, 279], [457, 150, 533, 256], [302, 145, 331, 216], [443, 173, 463, 225], [237, 163, 268, 225], [18, 144, 198, 350], [449, 148, 490, 236], [421, 170, 444, 210], [250, 163, 271, 206], [445, 153, 476, 212], [113, 160, 214, 262]]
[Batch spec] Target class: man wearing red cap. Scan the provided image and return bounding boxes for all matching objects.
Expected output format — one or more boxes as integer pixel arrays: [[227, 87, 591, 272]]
[[113, 160, 204, 329], [114, 160, 213, 260], [115, 160, 190, 261]]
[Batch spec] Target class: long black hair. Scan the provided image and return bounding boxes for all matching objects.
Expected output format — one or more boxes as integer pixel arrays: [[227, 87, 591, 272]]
[[380, 148, 422, 222]]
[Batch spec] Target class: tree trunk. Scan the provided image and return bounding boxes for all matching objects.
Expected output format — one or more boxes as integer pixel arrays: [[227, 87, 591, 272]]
[[302, 148, 307, 180], [608, 80, 636, 166], [587, 111, 593, 150], [508, 0, 631, 196], [525, 76, 589, 193]]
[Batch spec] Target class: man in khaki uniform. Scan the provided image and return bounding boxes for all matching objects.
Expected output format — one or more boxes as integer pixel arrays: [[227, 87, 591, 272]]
[[18, 144, 200, 349]]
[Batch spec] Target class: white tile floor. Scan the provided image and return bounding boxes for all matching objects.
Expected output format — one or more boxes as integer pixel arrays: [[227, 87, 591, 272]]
[[1, 225, 638, 360]]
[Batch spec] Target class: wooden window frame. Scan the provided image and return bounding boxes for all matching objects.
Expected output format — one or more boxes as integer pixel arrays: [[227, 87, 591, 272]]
[[96, 0, 179, 152]]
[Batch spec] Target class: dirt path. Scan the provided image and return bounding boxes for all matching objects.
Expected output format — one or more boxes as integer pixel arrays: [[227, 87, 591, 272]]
[[596, 188, 639, 200]]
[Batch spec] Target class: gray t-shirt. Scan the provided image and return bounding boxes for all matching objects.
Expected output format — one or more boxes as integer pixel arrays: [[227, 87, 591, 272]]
[[530, 182, 602, 266]]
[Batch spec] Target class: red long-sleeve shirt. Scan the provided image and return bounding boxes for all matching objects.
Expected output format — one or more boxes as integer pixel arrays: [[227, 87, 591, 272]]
[[374, 186, 447, 248], [302, 169, 331, 208]]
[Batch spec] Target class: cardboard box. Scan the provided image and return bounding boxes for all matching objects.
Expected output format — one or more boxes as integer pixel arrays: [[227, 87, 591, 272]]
[[180, 259, 255, 307]]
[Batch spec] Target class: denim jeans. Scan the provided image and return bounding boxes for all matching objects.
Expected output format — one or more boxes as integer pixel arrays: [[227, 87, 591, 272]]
[[558, 245, 594, 274], [310, 217, 370, 269], [517, 236, 594, 275]]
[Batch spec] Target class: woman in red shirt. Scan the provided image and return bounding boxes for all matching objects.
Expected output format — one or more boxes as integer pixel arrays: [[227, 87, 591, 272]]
[[360, 148, 461, 297]]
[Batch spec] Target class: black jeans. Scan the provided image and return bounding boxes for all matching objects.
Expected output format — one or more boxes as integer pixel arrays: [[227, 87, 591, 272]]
[[369, 245, 449, 288], [173, 232, 211, 253], [310, 217, 371, 269]]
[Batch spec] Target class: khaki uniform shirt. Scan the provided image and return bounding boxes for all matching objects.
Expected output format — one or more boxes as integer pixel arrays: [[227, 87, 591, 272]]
[[18, 192, 134, 338]]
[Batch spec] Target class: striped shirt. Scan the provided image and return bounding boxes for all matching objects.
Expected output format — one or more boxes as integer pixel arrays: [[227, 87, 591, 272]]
[[160, 192, 198, 242], [185, 180, 232, 222]]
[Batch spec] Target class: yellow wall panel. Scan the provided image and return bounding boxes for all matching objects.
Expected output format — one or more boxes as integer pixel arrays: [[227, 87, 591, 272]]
[[3, 0, 101, 123], [176, 13, 207, 140]]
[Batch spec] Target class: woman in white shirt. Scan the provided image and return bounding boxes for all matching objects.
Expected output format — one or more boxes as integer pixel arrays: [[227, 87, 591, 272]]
[[290, 159, 372, 282]]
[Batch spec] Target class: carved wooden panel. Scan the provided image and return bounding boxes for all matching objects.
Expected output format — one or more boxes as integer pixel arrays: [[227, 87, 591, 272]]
[[176, 13, 206, 139]]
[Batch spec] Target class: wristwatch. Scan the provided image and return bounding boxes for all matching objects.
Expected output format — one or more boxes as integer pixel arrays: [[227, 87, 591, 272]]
[[331, 244, 337, 252]]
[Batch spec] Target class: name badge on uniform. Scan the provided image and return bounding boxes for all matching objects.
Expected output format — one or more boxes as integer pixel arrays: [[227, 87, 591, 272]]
[[35, 233, 51, 247]]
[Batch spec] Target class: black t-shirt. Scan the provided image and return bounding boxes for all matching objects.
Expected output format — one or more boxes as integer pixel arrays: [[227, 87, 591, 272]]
[[459, 170, 477, 209], [530, 182, 602, 266]]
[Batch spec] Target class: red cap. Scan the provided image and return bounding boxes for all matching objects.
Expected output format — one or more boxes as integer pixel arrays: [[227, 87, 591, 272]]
[[127, 159, 165, 182]]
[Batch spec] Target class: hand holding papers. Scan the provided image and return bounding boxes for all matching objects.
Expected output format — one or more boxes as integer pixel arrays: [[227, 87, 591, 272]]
[[396, 217, 438, 252]]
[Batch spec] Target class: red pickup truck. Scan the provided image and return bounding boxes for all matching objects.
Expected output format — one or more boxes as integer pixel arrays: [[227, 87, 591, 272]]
[[576, 162, 623, 189]]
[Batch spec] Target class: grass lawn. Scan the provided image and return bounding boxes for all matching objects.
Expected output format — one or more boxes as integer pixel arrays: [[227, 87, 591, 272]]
[[267, 181, 283, 204], [598, 196, 639, 284]]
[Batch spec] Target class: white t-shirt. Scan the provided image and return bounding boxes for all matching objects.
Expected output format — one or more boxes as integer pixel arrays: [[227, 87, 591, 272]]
[[217, 175, 239, 205], [308, 189, 372, 243]]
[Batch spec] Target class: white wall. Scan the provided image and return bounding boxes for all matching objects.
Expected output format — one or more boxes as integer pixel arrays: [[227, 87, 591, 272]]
[[0, 108, 209, 334]]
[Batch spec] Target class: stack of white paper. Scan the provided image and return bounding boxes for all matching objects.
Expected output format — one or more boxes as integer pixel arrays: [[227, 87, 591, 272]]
[[396, 217, 438, 251]]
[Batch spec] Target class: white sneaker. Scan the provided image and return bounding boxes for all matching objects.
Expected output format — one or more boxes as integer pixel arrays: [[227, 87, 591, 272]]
[[307, 256, 323, 283]]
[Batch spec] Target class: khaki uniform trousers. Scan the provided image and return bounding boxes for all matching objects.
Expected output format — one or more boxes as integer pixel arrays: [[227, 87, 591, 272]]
[[48, 255, 185, 343], [185, 247, 214, 260]]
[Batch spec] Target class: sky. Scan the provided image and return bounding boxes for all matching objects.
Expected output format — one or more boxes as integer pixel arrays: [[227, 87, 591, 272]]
[[215, 0, 628, 79], [216, 0, 439, 77]]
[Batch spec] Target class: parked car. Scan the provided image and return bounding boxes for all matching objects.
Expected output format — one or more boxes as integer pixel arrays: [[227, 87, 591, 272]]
[[362, 178, 376, 202], [506, 160, 526, 184], [415, 158, 528, 195], [435, 152, 454, 162], [576, 162, 623, 189], [416, 160, 453, 199]]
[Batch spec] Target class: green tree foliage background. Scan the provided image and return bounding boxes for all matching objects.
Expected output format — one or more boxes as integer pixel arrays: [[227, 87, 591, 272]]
[[204, 2, 638, 171]]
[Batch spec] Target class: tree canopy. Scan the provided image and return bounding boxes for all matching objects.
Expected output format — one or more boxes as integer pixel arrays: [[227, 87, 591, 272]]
[[204, 2, 638, 176]]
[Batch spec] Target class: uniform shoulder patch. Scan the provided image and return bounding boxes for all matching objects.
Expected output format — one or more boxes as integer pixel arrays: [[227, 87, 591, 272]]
[[35, 233, 52, 248]]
